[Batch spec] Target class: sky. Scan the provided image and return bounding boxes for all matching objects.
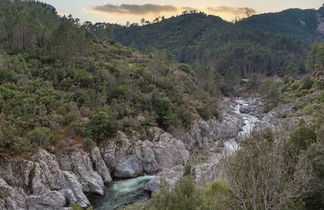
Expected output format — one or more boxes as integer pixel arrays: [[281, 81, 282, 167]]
[[42, 0, 324, 24]]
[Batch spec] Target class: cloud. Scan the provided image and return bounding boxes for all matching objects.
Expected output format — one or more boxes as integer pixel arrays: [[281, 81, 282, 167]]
[[85, 4, 257, 20], [207, 6, 257, 17], [180, 7, 198, 12], [86, 4, 178, 16]]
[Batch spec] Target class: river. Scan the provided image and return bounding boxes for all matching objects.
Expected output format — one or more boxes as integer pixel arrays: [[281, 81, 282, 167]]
[[224, 98, 259, 154], [89, 176, 154, 210], [89, 98, 259, 210]]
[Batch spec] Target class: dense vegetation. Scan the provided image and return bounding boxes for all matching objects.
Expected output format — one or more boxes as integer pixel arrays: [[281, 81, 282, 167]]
[[0, 1, 323, 210], [127, 121, 324, 210], [131, 42, 324, 209], [102, 7, 324, 94], [0, 1, 219, 155], [238, 8, 324, 44]]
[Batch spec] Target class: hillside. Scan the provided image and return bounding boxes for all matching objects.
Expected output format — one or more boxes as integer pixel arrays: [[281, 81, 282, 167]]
[[0, 1, 219, 156], [105, 7, 324, 88], [0, 1, 323, 210], [238, 8, 324, 44]]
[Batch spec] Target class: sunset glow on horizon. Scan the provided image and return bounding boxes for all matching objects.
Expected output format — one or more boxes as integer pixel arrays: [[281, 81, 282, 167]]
[[43, 0, 324, 24]]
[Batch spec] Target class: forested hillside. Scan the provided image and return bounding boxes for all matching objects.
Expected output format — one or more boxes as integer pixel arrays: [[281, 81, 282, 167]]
[[238, 8, 324, 44], [0, 1, 219, 155], [0, 1, 323, 210], [105, 7, 324, 89]]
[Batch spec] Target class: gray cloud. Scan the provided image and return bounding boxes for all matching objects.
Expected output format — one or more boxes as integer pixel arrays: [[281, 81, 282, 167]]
[[87, 4, 178, 16], [207, 6, 257, 16]]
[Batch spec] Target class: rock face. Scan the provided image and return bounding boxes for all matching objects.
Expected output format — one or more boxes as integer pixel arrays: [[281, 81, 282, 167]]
[[0, 98, 255, 209], [0, 128, 193, 209], [0, 150, 92, 210], [58, 150, 105, 195], [102, 127, 190, 178], [256, 102, 307, 132]]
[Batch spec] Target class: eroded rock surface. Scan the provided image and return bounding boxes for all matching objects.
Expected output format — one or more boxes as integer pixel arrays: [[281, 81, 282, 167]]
[[0, 98, 270, 209]]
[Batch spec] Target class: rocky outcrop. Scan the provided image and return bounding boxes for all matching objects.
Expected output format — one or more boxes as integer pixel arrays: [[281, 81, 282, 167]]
[[0, 127, 193, 209], [144, 165, 184, 193], [183, 113, 243, 151], [257, 102, 308, 132], [58, 150, 105, 195], [101, 128, 189, 178], [91, 147, 112, 184], [0, 99, 249, 209], [0, 150, 90, 210]]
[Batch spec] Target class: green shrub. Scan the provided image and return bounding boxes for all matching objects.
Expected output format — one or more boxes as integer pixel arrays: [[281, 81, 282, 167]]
[[83, 137, 94, 150], [288, 123, 317, 151], [300, 76, 314, 90], [197, 103, 218, 121], [27, 127, 56, 147], [152, 92, 176, 130], [145, 176, 203, 210], [177, 105, 194, 129], [86, 110, 119, 142]]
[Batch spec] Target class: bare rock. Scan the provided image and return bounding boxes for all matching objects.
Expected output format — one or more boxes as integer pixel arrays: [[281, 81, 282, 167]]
[[26, 191, 65, 210], [90, 146, 112, 183], [112, 128, 189, 178], [114, 156, 144, 178], [239, 105, 253, 113], [144, 165, 184, 193], [58, 150, 105, 195]]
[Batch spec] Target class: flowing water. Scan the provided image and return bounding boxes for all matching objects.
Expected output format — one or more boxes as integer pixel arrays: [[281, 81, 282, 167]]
[[224, 98, 260, 154], [89, 176, 154, 210], [89, 98, 259, 209], [234, 98, 260, 140]]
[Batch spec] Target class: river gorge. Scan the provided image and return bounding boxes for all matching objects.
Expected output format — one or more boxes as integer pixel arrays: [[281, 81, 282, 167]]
[[0, 97, 298, 210], [90, 98, 261, 210]]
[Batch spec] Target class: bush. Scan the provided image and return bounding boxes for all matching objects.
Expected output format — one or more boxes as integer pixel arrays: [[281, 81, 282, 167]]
[[86, 110, 119, 142], [288, 123, 317, 151], [197, 102, 218, 121], [145, 176, 203, 210], [177, 105, 194, 129], [258, 78, 281, 111], [300, 76, 314, 90], [224, 128, 309, 210], [27, 127, 56, 147], [83, 137, 94, 150], [152, 92, 176, 130]]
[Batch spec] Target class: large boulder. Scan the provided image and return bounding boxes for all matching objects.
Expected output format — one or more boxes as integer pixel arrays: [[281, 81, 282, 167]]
[[144, 165, 184, 193], [102, 128, 189, 178], [239, 105, 253, 113], [58, 150, 105, 195], [114, 156, 144, 178]]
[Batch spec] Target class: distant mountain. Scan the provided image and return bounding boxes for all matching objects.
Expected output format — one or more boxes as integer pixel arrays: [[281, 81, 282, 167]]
[[108, 13, 231, 57], [105, 9, 323, 80], [237, 8, 324, 44]]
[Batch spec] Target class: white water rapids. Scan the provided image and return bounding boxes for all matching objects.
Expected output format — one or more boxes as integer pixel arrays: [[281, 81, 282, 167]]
[[89, 176, 154, 210], [224, 98, 260, 154]]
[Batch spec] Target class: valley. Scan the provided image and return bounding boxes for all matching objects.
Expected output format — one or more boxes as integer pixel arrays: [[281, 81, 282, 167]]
[[0, 1, 323, 210]]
